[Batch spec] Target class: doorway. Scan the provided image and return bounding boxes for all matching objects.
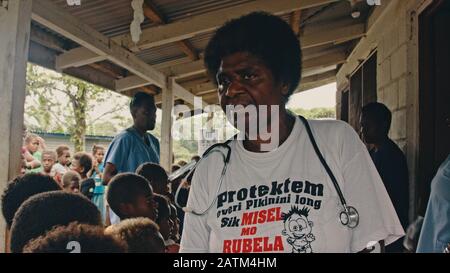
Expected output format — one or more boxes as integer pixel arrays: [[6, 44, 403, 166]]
[[418, 0, 450, 215]]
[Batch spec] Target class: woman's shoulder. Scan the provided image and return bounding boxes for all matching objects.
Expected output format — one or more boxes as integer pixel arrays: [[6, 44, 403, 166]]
[[305, 119, 357, 142], [302, 118, 364, 162]]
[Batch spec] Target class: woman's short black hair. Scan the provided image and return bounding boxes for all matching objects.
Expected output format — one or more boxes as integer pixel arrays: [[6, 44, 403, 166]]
[[106, 173, 153, 219], [204, 12, 302, 100], [1, 173, 61, 228], [10, 191, 101, 253], [23, 222, 127, 253]]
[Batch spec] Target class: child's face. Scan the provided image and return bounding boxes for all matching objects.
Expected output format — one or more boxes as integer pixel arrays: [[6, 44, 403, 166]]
[[26, 138, 40, 154], [170, 212, 180, 238], [94, 149, 105, 163], [58, 150, 71, 166], [158, 216, 174, 241], [42, 154, 55, 172], [65, 179, 80, 193], [70, 159, 84, 175], [127, 192, 158, 221]]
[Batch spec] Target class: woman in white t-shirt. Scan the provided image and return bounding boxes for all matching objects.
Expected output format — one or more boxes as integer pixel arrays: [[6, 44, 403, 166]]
[[179, 12, 404, 253]]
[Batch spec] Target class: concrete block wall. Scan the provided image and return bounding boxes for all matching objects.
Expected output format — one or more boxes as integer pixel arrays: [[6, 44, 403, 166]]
[[336, 0, 430, 220]]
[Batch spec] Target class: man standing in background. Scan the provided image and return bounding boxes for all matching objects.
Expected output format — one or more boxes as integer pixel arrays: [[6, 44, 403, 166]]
[[360, 102, 409, 252], [103, 92, 160, 224]]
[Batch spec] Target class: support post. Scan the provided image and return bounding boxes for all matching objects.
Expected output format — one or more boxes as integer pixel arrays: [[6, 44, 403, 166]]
[[0, 0, 33, 253], [160, 78, 174, 172]]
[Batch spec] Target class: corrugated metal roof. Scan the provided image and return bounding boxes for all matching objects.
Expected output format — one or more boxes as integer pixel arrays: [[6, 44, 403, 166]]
[[30, 0, 375, 102]]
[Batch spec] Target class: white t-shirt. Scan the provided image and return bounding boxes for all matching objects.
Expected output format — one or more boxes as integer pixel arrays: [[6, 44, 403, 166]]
[[180, 117, 405, 253], [50, 163, 69, 177]]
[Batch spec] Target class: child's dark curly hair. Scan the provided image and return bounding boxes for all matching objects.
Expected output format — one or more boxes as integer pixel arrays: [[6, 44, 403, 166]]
[[23, 222, 127, 253]]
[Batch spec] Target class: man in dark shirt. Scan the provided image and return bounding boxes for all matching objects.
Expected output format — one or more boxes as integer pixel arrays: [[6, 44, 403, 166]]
[[360, 102, 409, 253]]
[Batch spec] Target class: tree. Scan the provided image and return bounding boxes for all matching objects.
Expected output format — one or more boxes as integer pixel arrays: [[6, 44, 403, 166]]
[[25, 64, 129, 151], [289, 107, 336, 119]]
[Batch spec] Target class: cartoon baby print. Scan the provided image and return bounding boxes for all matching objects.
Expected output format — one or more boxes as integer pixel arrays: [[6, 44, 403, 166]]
[[282, 206, 316, 253]]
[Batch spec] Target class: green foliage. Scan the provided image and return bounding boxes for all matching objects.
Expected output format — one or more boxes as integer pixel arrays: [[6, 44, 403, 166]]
[[25, 64, 129, 151], [289, 107, 336, 119]]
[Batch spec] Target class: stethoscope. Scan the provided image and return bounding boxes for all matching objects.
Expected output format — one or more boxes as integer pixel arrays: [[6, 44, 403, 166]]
[[174, 116, 359, 228]]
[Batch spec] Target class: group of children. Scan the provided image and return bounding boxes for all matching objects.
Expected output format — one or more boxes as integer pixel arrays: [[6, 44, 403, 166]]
[[4, 132, 187, 252]]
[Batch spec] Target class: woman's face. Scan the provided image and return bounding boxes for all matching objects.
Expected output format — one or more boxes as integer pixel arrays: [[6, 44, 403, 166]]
[[158, 216, 174, 241], [67, 179, 80, 193], [59, 150, 71, 166], [216, 52, 287, 131], [26, 138, 40, 154], [70, 159, 83, 175], [94, 149, 105, 163]]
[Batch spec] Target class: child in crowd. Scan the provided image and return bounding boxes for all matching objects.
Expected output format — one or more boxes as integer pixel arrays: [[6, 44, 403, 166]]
[[9, 191, 101, 253], [106, 173, 158, 222], [41, 151, 57, 176], [23, 134, 43, 173], [23, 222, 126, 253], [61, 171, 81, 193], [71, 152, 95, 200], [1, 173, 61, 229], [89, 145, 107, 224], [136, 163, 169, 195], [169, 203, 181, 243], [105, 217, 165, 253], [154, 194, 179, 253], [51, 145, 71, 184]]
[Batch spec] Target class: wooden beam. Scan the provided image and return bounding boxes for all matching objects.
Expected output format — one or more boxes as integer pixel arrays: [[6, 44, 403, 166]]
[[176, 40, 199, 61], [113, 0, 340, 51], [183, 81, 216, 96], [30, 24, 66, 53], [143, 1, 165, 24], [31, 0, 167, 88], [117, 58, 206, 91], [0, 0, 33, 253], [28, 41, 57, 70], [159, 59, 205, 78], [143, 1, 198, 60], [154, 79, 208, 107], [55, 0, 339, 67], [63, 65, 116, 91], [290, 10, 302, 36], [303, 51, 347, 70], [172, 80, 207, 107], [116, 75, 148, 92], [302, 70, 336, 84], [298, 77, 336, 92], [301, 23, 365, 49], [56, 47, 107, 70]]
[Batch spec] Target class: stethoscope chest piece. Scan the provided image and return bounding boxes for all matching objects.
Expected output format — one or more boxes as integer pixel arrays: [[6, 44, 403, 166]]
[[339, 206, 359, 229]]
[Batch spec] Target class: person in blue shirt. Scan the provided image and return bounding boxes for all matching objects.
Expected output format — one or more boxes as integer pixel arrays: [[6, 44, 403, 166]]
[[103, 92, 160, 224], [417, 154, 450, 253], [360, 102, 409, 253], [89, 144, 107, 223]]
